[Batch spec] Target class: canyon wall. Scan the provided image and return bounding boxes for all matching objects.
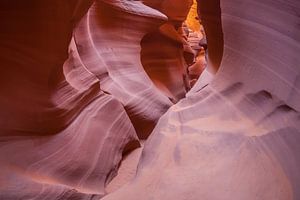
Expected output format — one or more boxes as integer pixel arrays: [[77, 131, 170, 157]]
[[0, 0, 299, 199], [103, 0, 300, 199]]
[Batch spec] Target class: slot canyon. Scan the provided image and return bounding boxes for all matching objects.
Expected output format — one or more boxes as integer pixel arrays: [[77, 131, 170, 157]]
[[0, 0, 299, 199]]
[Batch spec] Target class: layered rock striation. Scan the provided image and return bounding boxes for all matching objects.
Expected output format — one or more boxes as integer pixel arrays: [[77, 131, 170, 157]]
[[0, 0, 299, 199]]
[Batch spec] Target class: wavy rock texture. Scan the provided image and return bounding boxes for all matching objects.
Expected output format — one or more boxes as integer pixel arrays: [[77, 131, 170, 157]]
[[1, 0, 300, 199], [103, 0, 300, 199], [0, 0, 95, 136], [73, 1, 173, 138], [0, 0, 191, 199], [0, 1, 140, 199]]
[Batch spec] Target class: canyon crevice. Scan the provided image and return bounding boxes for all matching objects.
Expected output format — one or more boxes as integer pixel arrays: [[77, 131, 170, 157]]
[[0, 0, 299, 199]]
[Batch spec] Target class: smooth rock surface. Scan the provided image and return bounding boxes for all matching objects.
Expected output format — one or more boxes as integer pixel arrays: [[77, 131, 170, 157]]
[[0, 1, 139, 199], [102, 0, 300, 199], [73, 0, 173, 138], [0, 0, 299, 199]]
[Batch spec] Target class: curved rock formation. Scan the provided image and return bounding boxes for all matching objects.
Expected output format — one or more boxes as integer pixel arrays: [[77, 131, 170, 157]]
[[0, 0, 189, 199], [0, 0, 95, 136], [0, 1, 139, 199], [102, 0, 300, 199], [73, 0, 173, 138], [0, 0, 299, 199]]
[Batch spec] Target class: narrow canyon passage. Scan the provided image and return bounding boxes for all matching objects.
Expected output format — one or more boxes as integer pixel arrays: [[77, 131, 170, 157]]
[[0, 0, 299, 200]]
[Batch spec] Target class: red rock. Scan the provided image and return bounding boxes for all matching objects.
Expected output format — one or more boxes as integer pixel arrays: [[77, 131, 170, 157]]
[[1, 0, 299, 199]]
